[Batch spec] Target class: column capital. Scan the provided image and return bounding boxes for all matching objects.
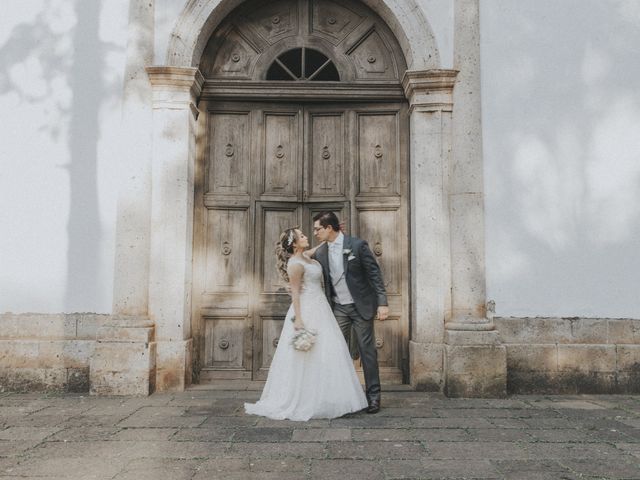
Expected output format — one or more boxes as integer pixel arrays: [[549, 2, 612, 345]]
[[402, 69, 458, 111], [146, 66, 204, 115]]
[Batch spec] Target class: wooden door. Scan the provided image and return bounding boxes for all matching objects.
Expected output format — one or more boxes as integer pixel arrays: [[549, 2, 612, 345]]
[[193, 101, 409, 383]]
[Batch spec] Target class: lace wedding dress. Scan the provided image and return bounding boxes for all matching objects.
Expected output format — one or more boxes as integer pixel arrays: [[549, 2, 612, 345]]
[[245, 256, 368, 421]]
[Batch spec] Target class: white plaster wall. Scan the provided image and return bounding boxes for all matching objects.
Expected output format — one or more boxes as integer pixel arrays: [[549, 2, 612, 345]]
[[481, 0, 640, 318], [153, 0, 454, 67], [0, 0, 129, 314]]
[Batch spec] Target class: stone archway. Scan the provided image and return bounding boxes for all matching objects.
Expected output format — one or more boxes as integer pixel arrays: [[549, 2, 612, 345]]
[[166, 0, 440, 71], [107, 0, 506, 397]]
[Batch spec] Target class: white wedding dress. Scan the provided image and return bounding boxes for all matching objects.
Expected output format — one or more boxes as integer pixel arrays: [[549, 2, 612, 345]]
[[245, 255, 368, 421]]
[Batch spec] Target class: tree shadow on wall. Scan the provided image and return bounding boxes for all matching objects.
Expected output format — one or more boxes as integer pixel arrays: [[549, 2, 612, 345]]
[[0, 2, 123, 312], [481, 0, 640, 317]]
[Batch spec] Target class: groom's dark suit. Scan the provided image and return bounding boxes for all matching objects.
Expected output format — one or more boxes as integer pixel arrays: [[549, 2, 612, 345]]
[[314, 234, 388, 405]]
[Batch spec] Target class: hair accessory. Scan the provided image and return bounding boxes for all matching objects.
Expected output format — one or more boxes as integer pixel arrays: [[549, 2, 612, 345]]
[[286, 229, 295, 247]]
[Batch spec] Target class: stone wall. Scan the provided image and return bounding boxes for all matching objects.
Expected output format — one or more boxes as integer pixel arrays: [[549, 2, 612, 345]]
[[495, 317, 640, 394], [0, 314, 111, 392], [2, 313, 639, 395]]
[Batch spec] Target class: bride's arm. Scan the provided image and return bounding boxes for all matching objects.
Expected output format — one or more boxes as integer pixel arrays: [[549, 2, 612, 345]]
[[306, 242, 325, 259], [287, 263, 305, 330]]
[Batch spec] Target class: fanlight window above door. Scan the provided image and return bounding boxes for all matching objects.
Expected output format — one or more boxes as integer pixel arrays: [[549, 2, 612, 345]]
[[266, 48, 340, 81]]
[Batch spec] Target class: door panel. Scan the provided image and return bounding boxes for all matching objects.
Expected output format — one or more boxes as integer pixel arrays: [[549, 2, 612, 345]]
[[194, 101, 409, 383], [208, 112, 251, 195], [307, 112, 345, 198], [262, 111, 302, 197], [204, 208, 250, 293], [357, 112, 399, 195]]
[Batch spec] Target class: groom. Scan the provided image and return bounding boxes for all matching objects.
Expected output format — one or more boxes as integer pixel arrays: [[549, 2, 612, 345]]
[[312, 211, 389, 413]]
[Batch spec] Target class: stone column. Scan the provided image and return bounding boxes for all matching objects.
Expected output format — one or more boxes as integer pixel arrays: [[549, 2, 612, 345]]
[[91, 0, 157, 396], [444, 0, 506, 397], [403, 70, 457, 391], [113, 0, 154, 316], [146, 67, 204, 391]]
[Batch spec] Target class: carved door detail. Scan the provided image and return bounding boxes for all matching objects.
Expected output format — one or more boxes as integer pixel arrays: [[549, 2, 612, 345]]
[[194, 101, 408, 384]]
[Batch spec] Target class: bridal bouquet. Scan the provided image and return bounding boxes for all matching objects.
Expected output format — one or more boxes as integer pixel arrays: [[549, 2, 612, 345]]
[[291, 327, 317, 351]]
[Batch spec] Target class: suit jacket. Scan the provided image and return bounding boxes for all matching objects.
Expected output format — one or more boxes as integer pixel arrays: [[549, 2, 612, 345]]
[[313, 234, 387, 320]]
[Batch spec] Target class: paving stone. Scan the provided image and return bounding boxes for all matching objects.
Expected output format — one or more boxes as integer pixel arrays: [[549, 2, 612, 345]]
[[229, 441, 326, 459], [487, 417, 531, 429], [0, 391, 639, 479], [232, 426, 292, 442], [3, 414, 68, 428], [292, 428, 351, 441], [412, 417, 494, 429], [467, 428, 533, 442], [7, 457, 124, 479], [560, 458, 640, 478], [202, 416, 258, 427], [171, 427, 234, 442], [331, 416, 414, 428], [409, 428, 473, 442], [126, 440, 231, 459], [254, 417, 330, 428], [376, 407, 437, 418], [113, 458, 200, 480], [192, 457, 247, 473], [527, 428, 595, 443], [247, 457, 308, 472], [0, 439, 42, 456], [111, 427, 179, 441], [521, 417, 579, 429], [0, 426, 61, 441], [193, 472, 303, 480], [417, 459, 501, 479], [118, 413, 206, 428], [48, 426, 119, 442], [351, 428, 471, 442], [492, 459, 570, 473], [520, 442, 629, 460], [616, 442, 640, 458], [327, 441, 425, 460], [425, 441, 529, 460], [310, 459, 383, 480]]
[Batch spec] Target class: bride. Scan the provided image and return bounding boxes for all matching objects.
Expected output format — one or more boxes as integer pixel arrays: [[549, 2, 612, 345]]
[[244, 227, 368, 420]]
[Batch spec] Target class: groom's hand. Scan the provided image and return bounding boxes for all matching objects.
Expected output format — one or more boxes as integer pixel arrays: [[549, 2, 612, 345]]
[[376, 306, 389, 321]]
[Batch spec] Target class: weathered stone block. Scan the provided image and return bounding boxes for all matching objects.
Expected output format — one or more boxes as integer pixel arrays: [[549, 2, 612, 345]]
[[0, 367, 67, 392], [563, 318, 608, 344], [156, 339, 192, 392], [97, 326, 154, 343], [76, 315, 112, 339], [444, 343, 507, 398], [557, 345, 616, 373], [409, 341, 443, 391], [495, 317, 571, 344], [506, 344, 557, 372], [90, 339, 156, 396], [617, 345, 640, 371], [608, 319, 640, 344]]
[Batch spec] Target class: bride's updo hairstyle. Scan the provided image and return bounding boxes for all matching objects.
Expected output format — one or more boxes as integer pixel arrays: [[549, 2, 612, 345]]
[[275, 227, 299, 283]]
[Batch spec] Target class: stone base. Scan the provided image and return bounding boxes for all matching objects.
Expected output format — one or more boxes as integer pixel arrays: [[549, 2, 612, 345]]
[[409, 341, 443, 391], [89, 318, 156, 396], [444, 330, 507, 398], [155, 339, 193, 392]]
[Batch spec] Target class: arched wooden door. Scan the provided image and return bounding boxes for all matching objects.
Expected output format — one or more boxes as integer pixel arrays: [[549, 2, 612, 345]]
[[192, 0, 410, 384]]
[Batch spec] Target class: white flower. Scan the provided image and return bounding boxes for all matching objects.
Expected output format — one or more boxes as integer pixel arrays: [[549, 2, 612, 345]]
[[342, 248, 352, 255]]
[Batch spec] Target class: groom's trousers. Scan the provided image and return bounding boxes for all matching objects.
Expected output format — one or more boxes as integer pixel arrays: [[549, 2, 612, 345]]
[[333, 303, 381, 402]]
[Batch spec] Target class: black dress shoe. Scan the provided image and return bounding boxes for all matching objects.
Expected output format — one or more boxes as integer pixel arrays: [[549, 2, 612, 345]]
[[366, 400, 380, 414]]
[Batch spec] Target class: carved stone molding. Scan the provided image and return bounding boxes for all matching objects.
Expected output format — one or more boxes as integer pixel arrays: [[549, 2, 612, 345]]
[[146, 66, 205, 116], [402, 69, 458, 112]]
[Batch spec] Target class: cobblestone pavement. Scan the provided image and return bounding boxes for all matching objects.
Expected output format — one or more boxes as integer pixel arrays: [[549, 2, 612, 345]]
[[0, 386, 639, 479]]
